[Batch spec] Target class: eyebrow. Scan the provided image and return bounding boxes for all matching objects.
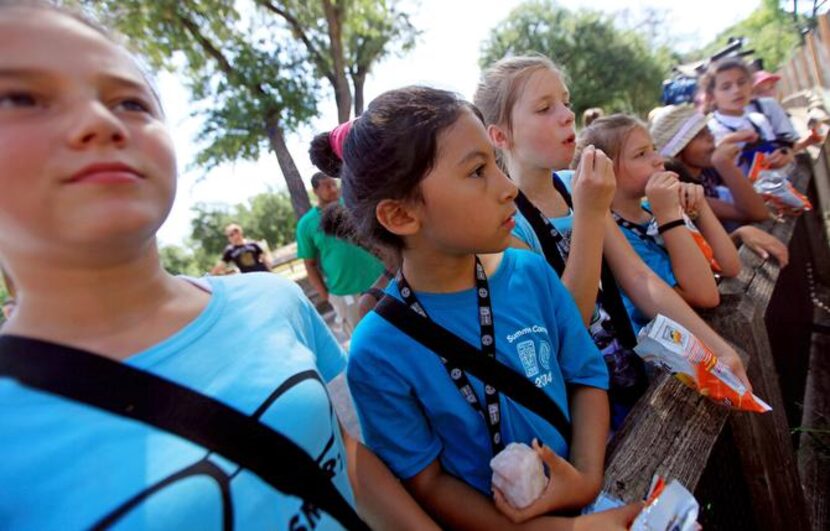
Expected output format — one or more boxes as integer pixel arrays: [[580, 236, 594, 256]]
[[457, 149, 489, 167], [0, 68, 149, 92]]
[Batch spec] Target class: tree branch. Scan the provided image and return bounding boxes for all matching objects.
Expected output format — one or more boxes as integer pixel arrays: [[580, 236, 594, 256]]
[[255, 0, 335, 83]]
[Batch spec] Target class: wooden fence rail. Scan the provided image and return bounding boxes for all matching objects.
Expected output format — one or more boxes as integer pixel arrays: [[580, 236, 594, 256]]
[[603, 145, 830, 529]]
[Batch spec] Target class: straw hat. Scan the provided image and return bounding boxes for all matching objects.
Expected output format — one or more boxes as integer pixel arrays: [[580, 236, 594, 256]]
[[649, 104, 710, 158]]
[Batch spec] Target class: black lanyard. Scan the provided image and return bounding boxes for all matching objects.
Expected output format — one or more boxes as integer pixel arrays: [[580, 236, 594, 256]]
[[611, 209, 663, 248], [396, 256, 504, 455], [516, 173, 637, 348]]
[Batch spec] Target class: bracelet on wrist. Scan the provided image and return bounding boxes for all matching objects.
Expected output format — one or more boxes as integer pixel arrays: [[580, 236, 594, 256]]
[[657, 218, 685, 235]]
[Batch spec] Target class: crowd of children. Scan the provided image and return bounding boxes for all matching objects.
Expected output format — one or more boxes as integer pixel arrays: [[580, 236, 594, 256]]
[[0, 1, 811, 529]]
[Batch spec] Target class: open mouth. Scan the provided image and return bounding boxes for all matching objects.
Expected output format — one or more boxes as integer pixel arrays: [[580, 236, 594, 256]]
[[502, 210, 517, 229], [563, 134, 576, 145]]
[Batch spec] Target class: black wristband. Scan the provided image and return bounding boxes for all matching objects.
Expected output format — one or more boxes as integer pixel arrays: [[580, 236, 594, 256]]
[[658, 218, 686, 235]]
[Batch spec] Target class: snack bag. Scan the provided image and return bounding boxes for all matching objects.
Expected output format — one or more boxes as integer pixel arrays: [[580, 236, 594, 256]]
[[634, 315, 771, 413], [630, 476, 699, 531], [490, 442, 547, 509], [748, 152, 812, 215]]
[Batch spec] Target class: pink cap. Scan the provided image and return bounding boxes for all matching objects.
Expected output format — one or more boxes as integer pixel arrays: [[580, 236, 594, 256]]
[[753, 70, 781, 88], [328, 120, 354, 160]]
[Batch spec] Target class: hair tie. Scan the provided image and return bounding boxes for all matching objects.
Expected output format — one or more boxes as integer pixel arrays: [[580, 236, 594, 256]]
[[329, 120, 354, 160]]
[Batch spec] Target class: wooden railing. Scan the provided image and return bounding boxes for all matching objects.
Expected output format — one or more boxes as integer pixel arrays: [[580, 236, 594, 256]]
[[778, 12, 830, 102], [602, 142, 830, 529]]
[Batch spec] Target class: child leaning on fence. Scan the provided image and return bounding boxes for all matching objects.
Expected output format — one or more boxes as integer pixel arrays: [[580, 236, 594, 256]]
[[574, 114, 741, 329], [652, 104, 789, 267], [339, 85, 643, 529], [473, 55, 753, 424], [0, 2, 437, 529]]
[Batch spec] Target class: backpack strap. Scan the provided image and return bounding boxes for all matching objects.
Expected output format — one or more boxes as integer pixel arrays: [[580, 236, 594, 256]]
[[0, 335, 369, 531], [374, 296, 572, 441], [547, 173, 637, 348]]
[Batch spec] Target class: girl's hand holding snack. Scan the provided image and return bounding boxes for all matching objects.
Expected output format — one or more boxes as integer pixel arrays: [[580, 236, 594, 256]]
[[645, 172, 682, 221], [717, 129, 758, 148], [678, 183, 705, 219], [493, 439, 600, 523], [711, 140, 744, 171], [766, 147, 794, 169], [572, 145, 616, 217]]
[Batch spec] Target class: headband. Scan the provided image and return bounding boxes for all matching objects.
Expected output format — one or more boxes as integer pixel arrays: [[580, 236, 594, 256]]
[[329, 120, 354, 160]]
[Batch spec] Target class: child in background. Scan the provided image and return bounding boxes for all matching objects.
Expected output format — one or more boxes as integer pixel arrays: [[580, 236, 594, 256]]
[[575, 115, 741, 329], [702, 57, 794, 170], [0, 3, 434, 529], [342, 86, 642, 529], [652, 105, 789, 267], [474, 55, 751, 397], [651, 103, 769, 225]]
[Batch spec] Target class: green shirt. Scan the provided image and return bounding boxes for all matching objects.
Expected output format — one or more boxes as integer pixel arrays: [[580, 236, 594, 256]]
[[296, 207, 385, 296]]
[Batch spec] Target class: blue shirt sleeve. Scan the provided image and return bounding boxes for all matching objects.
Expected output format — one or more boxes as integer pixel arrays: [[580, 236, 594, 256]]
[[511, 211, 545, 255], [346, 319, 443, 480], [542, 263, 609, 390], [294, 282, 347, 383]]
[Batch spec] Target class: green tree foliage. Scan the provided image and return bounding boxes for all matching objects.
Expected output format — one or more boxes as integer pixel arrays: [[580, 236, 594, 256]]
[[159, 244, 211, 276], [254, 0, 418, 119], [480, 1, 670, 120], [692, 0, 808, 72], [159, 190, 297, 275]]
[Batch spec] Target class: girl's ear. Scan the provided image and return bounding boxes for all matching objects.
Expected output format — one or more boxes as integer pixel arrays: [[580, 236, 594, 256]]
[[488, 124, 510, 150], [375, 199, 420, 238]]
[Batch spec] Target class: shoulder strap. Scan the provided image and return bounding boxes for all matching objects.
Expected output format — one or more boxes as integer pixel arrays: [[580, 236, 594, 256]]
[[750, 98, 764, 115], [0, 335, 368, 531], [533, 174, 637, 349], [597, 262, 637, 348], [374, 296, 572, 441], [552, 173, 573, 208], [514, 190, 567, 275]]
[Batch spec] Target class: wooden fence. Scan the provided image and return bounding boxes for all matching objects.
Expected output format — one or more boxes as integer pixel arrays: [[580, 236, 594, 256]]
[[778, 12, 830, 102], [603, 144, 830, 529]]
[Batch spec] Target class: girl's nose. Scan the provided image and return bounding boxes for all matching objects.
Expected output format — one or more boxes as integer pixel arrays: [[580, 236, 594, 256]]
[[66, 100, 129, 150]]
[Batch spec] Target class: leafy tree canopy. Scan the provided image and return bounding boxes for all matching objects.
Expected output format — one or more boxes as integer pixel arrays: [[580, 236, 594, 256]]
[[480, 0, 671, 120]]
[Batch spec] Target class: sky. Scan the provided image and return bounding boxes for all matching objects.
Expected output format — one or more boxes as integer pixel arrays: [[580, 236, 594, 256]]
[[155, 0, 762, 246]]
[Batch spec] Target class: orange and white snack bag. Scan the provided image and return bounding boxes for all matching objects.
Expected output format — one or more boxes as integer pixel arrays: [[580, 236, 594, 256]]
[[634, 315, 772, 413]]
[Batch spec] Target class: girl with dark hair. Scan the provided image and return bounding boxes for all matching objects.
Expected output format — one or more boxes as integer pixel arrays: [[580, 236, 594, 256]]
[[701, 57, 794, 170], [0, 2, 435, 529], [341, 86, 643, 529]]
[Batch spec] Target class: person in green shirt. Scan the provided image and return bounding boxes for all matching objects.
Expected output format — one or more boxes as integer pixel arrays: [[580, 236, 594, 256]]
[[296, 173, 385, 334]]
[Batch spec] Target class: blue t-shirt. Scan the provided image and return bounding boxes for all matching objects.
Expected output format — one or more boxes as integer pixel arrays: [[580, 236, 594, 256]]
[[346, 248, 608, 495], [615, 221, 678, 331], [0, 274, 353, 530], [512, 171, 575, 255]]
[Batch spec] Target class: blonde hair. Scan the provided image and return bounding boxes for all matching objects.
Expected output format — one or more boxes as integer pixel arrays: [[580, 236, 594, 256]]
[[573, 114, 646, 170], [224, 223, 243, 235], [474, 54, 564, 131]]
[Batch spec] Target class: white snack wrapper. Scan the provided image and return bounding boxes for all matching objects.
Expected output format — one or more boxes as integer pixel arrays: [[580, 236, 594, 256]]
[[634, 314, 771, 413], [630, 479, 699, 531], [490, 442, 547, 509]]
